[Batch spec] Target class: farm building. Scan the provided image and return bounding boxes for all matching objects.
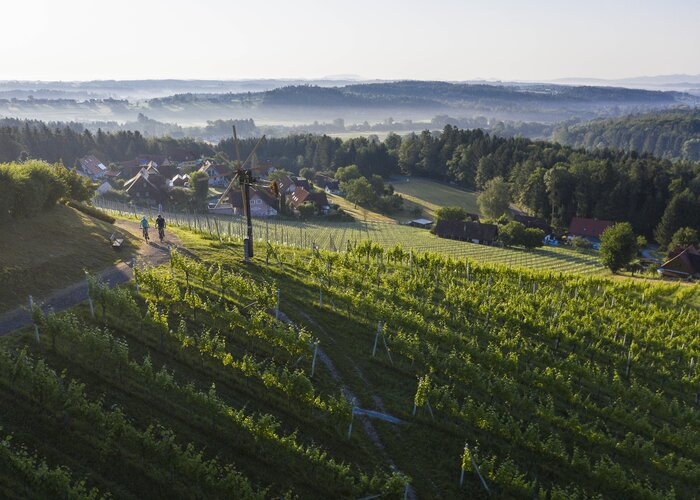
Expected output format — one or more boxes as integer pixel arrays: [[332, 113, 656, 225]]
[[409, 218, 433, 229], [514, 213, 551, 234], [568, 217, 615, 242], [228, 187, 278, 217], [657, 246, 700, 279], [434, 220, 498, 244]]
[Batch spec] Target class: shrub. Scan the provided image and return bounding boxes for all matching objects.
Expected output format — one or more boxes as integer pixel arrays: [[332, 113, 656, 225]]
[[435, 206, 467, 222], [570, 236, 593, 250], [65, 200, 116, 224]]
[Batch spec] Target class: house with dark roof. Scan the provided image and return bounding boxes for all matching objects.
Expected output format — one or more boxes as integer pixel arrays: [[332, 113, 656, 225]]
[[658, 246, 700, 279], [514, 213, 551, 234], [199, 162, 232, 187], [568, 217, 615, 242], [78, 155, 109, 180], [228, 187, 278, 217], [276, 174, 296, 194], [433, 220, 498, 244], [123, 168, 165, 200], [294, 177, 311, 191], [170, 174, 189, 188], [314, 174, 341, 194]]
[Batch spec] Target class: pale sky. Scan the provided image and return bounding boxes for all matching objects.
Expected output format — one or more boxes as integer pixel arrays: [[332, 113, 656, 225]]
[[1, 0, 698, 81]]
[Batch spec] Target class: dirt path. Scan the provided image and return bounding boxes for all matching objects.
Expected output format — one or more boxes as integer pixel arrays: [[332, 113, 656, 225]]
[[0, 220, 183, 335], [280, 306, 416, 499]]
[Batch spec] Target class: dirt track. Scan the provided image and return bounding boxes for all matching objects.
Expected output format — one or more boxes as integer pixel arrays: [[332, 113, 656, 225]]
[[0, 220, 182, 335]]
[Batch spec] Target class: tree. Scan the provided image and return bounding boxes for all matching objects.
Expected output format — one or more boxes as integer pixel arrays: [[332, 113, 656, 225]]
[[190, 171, 209, 209], [477, 176, 511, 219], [369, 174, 385, 195], [335, 165, 362, 183], [499, 221, 526, 247], [299, 167, 314, 180], [435, 206, 467, 222], [668, 227, 699, 252], [343, 177, 376, 207], [522, 228, 545, 249], [297, 202, 315, 219], [654, 190, 700, 247], [599, 222, 638, 273]]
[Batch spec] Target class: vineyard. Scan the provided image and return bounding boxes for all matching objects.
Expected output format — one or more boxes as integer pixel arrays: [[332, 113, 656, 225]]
[[94, 199, 606, 276], [1, 223, 698, 497]]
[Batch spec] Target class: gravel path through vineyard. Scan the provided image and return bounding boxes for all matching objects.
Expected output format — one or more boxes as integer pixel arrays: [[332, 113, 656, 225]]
[[0, 220, 184, 335]]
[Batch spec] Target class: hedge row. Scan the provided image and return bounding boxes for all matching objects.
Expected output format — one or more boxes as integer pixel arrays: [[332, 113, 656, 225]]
[[65, 200, 116, 224], [0, 161, 92, 223]]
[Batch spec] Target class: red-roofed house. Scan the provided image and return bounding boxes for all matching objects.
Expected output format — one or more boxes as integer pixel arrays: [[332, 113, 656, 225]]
[[289, 187, 311, 208], [568, 217, 615, 241]]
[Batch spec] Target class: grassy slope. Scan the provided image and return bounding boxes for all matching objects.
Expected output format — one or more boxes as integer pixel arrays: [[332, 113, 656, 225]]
[[391, 177, 481, 216], [0, 205, 135, 312]]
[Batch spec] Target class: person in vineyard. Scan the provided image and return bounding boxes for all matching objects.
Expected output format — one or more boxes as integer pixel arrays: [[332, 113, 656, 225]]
[[140, 215, 150, 242], [156, 214, 166, 242]]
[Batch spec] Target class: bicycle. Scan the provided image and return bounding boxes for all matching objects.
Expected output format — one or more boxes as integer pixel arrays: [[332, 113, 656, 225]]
[[142, 228, 150, 242], [158, 227, 165, 243]]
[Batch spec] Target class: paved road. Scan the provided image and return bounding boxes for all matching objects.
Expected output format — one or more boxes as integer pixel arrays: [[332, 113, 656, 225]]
[[0, 220, 180, 335]]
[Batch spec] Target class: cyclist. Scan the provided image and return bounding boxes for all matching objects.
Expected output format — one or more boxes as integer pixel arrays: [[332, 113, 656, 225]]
[[156, 214, 166, 242], [140, 215, 150, 242]]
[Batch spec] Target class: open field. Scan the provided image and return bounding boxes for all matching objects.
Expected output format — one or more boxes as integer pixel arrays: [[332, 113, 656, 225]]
[[391, 177, 481, 216], [0, 205, 135, 312]]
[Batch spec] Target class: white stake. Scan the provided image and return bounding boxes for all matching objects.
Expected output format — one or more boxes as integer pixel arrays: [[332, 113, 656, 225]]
[[372, 321, 381, 356], [275, 288, 280, 320], [311, 342, 319, 377], [85, 272, 94, 318], [29, 295, 39, 344]]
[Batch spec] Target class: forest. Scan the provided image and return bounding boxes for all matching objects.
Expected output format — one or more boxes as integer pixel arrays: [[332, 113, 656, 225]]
[[553, 109, 700, 160]]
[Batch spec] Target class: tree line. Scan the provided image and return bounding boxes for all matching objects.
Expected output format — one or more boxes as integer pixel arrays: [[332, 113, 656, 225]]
[[552, 109, 700, 161], [2, 119, 699, 245]]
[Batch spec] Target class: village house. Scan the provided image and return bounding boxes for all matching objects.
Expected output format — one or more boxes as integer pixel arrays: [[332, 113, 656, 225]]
[[123, 167, 164, 201], [513, 213, 552, 234], [289, 187, 330, 214], [228, 186, 278, 217], [294, 177, 311, 191], [169, 174, 189, 188], [433, 220, 498, 245], [658, 246, 700, 280], [276, 174, 297, 194], [567, 217, 615, 244], [314, 174, 341, 194], [198, 162, 232, 187], [78, 155, 110, 181]]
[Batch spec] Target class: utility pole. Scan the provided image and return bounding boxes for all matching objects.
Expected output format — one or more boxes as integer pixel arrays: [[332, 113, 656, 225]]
[[240, 167, 255, 261]]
